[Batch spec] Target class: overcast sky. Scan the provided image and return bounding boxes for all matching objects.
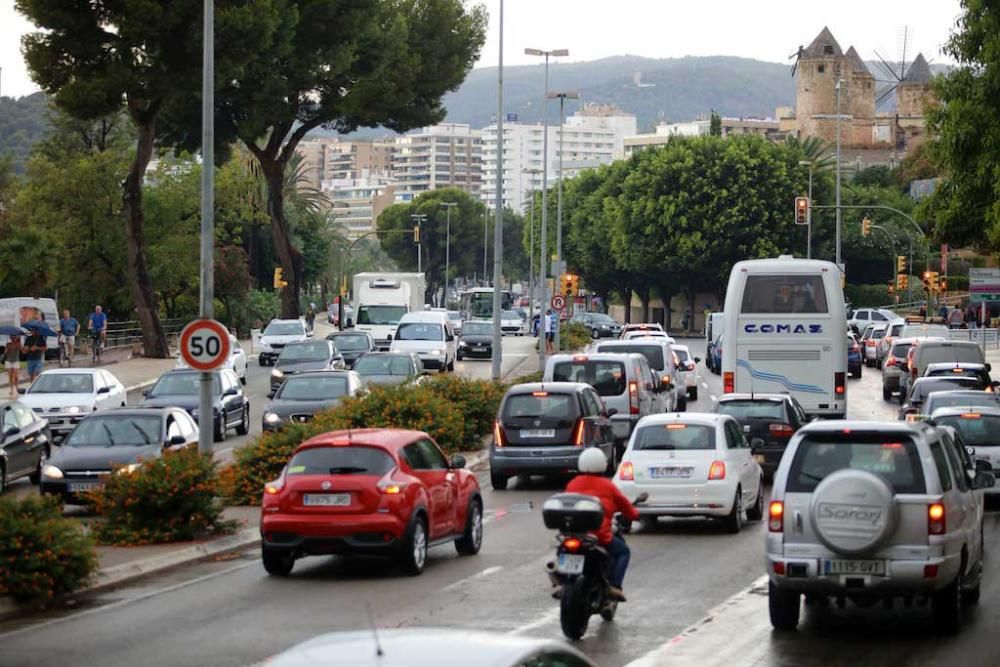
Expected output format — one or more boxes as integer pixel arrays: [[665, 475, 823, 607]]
[[1, 0, 963, 99]]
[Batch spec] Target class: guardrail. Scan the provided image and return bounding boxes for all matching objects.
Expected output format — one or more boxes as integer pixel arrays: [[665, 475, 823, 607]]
[[944, 328, 1000, 349], [103, 318, 187, 352]]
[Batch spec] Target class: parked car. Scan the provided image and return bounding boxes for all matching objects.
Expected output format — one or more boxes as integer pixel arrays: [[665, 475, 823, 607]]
[[847, 333, 863, 379], [489, 382, 617, 490], [572, 312, 623, 339], [899, 376, 986, 422], [17, 369, 127, 441], [0, 399, 52, 493], [141, 369, 249, 442], [40, 407, 197, 502], [922, 390, 1000, 417], [270, 340, 345, 394], [324, 331, 375, 369], [847, 307, 898, 335], [389, 311, 457, 372], [671, 344, 701, 400], [499, 310, 525, 336], [766, 419, 992, 632], [862, 324, 888, 368], [176, 333, 247, 384], [614, 412, 764, 533], [456, 320, 494, 360], [327, 304, 355, 327], [714, 393, 810, 480], [593, 338, 684, 411], [259, 319, 310, 366], [353, 352, 427, 387], [259, 428, 482, 576], [929, 407, 1000, 495], [263, 371, 366, 432]]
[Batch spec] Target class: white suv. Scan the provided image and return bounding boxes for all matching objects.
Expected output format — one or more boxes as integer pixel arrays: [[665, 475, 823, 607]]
[[767, 420, 993, 633]]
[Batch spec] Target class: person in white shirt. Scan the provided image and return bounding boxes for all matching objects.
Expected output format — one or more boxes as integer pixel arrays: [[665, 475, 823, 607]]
[[543, 309, 555, 354]]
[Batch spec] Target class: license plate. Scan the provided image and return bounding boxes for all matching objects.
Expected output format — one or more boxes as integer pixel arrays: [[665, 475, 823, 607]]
[[649, 466, 692, 479], [473, 346, 487, 351], [520, 429, 555, 438], [293, 415, 311, 423], [68, 482, 98, 493], [302, 493, 351, 507], [557, 553, 585, 575], [823, 559, 886, 576], [753, 454, 765, 464]]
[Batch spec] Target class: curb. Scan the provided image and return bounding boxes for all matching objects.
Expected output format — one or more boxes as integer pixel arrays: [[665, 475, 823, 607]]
[[0, 526, 261, 622]]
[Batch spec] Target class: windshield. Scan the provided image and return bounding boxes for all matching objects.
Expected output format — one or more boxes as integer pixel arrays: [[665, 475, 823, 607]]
[[29, 373, 93, 394], [633, 424, 715, 450], [277, 376, 349, 401], [327, 334, 368, 351], [552, 360, 627, 397], [599, 344, 665, 371], [354, 355, 412, 376], [787, 434, 925, 493], [934, 414, 1000, 447], [395, 323, 443, 341], [462, 322, 493, 335], [286, 446, 395, 476], [591, 314, 616, 324], [357, 305, 407, 326], [65, 415, 162, 447], [891, 343, 913, 358], [740, 274, 829, 314], [150, 373, 219, 396], [716, 400, 784, 421], [263, 321, 304, 336], [278, 343, 330, 362]]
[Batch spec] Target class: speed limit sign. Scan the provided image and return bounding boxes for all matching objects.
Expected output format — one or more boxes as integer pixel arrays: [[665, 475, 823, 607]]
[[180, 319, 231, 371]]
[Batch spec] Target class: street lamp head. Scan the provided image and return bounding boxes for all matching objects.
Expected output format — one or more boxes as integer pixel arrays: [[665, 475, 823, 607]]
[[524, 48, 543, 56], [524, 48, 569, 57], [551, 49, 569, 57], [547, 91, 580, 100]]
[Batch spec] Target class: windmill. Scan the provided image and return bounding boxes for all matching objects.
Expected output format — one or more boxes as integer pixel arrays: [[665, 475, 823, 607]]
[[788, 45, 805, 77], [872, 26, 917, 110]]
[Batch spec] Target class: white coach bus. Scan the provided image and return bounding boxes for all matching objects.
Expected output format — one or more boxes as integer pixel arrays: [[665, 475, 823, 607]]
[[721, 256, 848, 418]]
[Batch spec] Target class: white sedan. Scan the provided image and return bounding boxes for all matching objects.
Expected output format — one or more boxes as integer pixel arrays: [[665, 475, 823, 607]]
[[175, 334, 248, 384], [622, 330, 675, 343], [614, 413, 764, 533], [499, 310, 525, 336], [17, 368, 128, 440], [671, 344, 701, 401]]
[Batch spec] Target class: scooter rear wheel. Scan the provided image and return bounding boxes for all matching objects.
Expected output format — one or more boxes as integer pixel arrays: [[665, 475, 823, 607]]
[[560, 577, 591, 640], [600, 599, 618, 622]]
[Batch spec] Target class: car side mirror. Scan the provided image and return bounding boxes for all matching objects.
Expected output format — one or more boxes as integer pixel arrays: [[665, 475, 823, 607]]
[[267, 391, 275, 399], [142, 389, 151, 398], [694, 357, 702, 363], [987, 363, 992, 373], [223, 388, 238, 397], [97, 386, 110, 394], [975, 459, 992, 473], [974, 471, 995, 489], [16, 387, 26, 395], [450, 454, 466, 469], [607, 408, 618, 417], [167, 435, 187, 447]]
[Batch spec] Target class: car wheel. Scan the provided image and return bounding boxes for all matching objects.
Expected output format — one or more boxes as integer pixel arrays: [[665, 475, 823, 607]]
[[768, 581, 801, 630], [962, 575, 981, 605], [723, 488, 743, 534], [28, 446, 49, 485], [688, 386, 698, 401], [455, 499, 483, 556], [932, 573, 962, 634], [605, 447, 618, 477], [258, 357, 266, 367], [852, 367, 862, 379], [747, 482, 764, 521], [592, 328, 600, 339], [397, 514, 428, 576], [213, 414, 226, 443], [240, 372, 247, 386], [882, 385, 892, 401], [235, 405, 250, 436], [490, 471, 508, 491], [639, 516, 658, 532], [261, 547, 294, 576]]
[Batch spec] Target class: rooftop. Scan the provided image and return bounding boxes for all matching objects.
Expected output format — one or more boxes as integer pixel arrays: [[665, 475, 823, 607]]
[[802, 26, 843, 59], [903, 53, 933, 84]]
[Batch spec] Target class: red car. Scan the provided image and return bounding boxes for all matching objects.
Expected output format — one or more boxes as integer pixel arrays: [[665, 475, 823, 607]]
[[260, 429, 483, 576]]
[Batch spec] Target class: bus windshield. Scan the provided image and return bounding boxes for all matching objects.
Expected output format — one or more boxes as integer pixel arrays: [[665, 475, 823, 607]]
[[740, 275, 828, 314]]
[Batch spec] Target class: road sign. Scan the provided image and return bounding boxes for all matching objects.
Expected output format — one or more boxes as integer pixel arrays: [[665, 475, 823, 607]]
[[180, 318, 231, 371], [551, 294, 566, 311], [970, 268, 1000, 302]]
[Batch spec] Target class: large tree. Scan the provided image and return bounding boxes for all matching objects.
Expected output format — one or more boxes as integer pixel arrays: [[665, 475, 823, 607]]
[[207, 0, 486, 318]]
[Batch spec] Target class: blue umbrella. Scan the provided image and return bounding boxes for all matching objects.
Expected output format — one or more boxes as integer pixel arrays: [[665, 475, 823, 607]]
[[21, 320, 59, 338], [0, 325, 27, 336]]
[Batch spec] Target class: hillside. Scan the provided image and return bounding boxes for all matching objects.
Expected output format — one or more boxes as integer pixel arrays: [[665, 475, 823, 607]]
[[0, 92, 50, 172]]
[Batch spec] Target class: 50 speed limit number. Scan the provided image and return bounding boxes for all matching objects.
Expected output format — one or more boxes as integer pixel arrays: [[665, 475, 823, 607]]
[[180, 319, 231, 371]]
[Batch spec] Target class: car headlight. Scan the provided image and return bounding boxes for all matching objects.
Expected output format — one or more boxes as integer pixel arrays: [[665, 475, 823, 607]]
[[458, 341, 468, 347], [42, 464, 63, 479], [264, 412, 282, 424], [271, 369, 285, 378], [65, 406, 85, 414], [116, 463, 142, 476], [430, 349, 443, 355]]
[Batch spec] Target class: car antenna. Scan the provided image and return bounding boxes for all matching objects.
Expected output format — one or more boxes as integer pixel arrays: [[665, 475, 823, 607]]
[[365, 601, 384, 658]]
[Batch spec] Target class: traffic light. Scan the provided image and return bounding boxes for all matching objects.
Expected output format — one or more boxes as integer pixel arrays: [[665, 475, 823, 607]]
[[922, 271, 932, 292], [940, 276, 948, 292], [897, 273, 909, 290], [794, 197, 809, 225], [929, 271, 940, 293], [897, 255, 907, 273], [861, 217, 872, 237], [413, 225, 420, 243], [559, 274, 571, 296], [567, 274, 579, 296], [273, 267, 288, 289], [887, 281, 894, 295]]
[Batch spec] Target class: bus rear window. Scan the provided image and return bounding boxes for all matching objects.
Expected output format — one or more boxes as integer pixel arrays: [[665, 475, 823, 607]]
[[740, 275, 829, 314]]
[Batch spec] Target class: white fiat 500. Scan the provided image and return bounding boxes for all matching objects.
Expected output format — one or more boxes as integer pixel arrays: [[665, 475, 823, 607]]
[[614, 413, 764, 533]]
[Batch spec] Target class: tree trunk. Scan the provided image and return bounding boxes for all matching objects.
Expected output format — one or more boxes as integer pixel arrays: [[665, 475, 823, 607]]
[[262, 159, 303, 319], [619, 286, 632, 323], [122, 119, 170, 358], [638, 286, 651, 322]]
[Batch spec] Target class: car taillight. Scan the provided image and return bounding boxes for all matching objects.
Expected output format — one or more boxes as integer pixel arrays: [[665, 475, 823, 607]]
[[708, 460, 726, 480], [493, 420, 506, 448], [377, 479, 407, 495], [723, 371, 734, 394], [264, 480, 283, 495], [835, 372, 846, 395], [562, 537, 582, 552], [885, 356, 897, 367], [769, 501, 784, 532], [769, 423, 794, 437], [572, 419, 586, 446], [619, 461, 634, 481], [928, 503, 946, 535], [628, 381, 639, 415]]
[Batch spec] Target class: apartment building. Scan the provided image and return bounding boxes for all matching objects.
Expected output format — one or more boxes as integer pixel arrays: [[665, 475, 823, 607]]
[[391, 123, 484, 197]]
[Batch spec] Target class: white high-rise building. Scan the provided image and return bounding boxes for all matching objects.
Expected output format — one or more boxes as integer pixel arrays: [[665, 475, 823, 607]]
[[391, 123, 483, 197]]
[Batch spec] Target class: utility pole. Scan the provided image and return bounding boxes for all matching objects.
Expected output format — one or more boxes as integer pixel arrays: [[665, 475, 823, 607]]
[[491, 0, 505, 379], [549, 91, 579, 351], [835, 78, 843, 270], [411, 213, 426, 274], [440, 202, 457, 304], [197, 0, 215, 455]]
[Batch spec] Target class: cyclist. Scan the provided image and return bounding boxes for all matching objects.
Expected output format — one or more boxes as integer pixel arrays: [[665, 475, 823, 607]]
[[88, 305, 108, 360], [58, 309, 80, 360]]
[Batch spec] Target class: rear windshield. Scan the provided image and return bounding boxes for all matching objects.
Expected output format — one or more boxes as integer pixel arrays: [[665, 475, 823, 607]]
[[277, 376, 349, 400], [504, 393, 577, 421], [891, 343, 913, 358], [740, 275, 829, 314], [286, 446, 395, 476], [920, 346, 984, 366], [926, 367, 988, 380], [674, 348, 690, 363], [911, 378, 984, 401], [787, 434, 926, 493], [599, 344, 664, 371], [934, 413, 1000, 447], [327, 334, 369, 351], [551, 360, 627, 397], [633, 424, 715, 450], [716, 400, 785, 421], [871, 328, 887, 340], [926, 393, 1000, 413]]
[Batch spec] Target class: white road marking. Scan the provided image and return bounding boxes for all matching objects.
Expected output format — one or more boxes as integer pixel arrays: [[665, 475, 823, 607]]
[[701, 382, 709, 389], [442, 565, 504, 592], [507, 606, 561, 635], [710, 395, 718, 402]]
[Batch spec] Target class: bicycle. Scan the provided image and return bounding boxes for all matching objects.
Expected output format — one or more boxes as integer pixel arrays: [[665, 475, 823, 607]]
[[91, 333, 103, 366], [58, 335, 72, 367]]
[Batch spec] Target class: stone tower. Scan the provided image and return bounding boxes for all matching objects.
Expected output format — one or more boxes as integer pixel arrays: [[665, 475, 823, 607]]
[[897, 53, 933, 117], [795, 27, 846, 143], [844, 46, 875, 119]]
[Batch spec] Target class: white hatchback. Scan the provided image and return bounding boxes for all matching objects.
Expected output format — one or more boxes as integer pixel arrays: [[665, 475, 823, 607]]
[[18, 368, 127, 440], [175, 334, 248, 384], [614, 413, 764, 533]]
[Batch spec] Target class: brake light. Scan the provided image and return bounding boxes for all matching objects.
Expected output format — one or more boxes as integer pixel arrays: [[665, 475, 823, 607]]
[[769, 423, 794, 437], [264, 480, 283, 495], [928, 503, 946, 535], [769, 501, 784, 532], [708, 460, 726, 480], [562, 537, 582, 552], [532, 391, 549, 397], [723, 371, 734, 394], [961, 413, 982, 419], [835, 372, 846, 395], [628, 381, 639, 415], [885, 356, 897, 367], [572, 419, 586, 446], [378, 481, 406, 495], [619, 461, 635, 481], [493, 420, 506, 447], [573, 355, 588, 362]]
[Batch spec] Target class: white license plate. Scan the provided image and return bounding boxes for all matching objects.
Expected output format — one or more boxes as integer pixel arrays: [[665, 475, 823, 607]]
[[557, 553, 585, 575], [473, 346, 487, 351], [753, 454, 765, 464], [520, 429, 555, 438], [823, 559, 886, 576], [68, 482, 98, 493], [302, 493, 351, 507], [649, 466, 692, 479]]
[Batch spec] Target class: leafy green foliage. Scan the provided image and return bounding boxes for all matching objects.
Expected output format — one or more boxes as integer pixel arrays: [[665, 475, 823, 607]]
[[559, 322, 592, 351], [421, 375, 507, 448], [0, 495, 97, 602], [0, 93, 50, 173]]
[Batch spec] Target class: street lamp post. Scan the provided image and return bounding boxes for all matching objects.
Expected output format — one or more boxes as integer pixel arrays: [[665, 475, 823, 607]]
[[411, 213, 426, 274], [835, 78, 844, 270], [197, 0, 215, 455], [522, 168, 542, 331], [483, 208, 488, 282], [491, 0, 505, 379], [440, 202, 457, 305], [525, 47, 568, 369], [798, 160, 814, 259], [548, 90, 579, 351]]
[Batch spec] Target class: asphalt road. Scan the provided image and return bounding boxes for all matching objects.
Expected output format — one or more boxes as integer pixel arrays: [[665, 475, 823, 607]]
[[3, 336, 999, 667]]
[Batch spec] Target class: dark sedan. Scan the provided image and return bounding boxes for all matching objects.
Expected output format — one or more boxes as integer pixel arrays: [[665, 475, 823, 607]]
[[324, 332, 375, 369], [141, 369, 249, 442], [1, 399, 52, 493], [270, 340, 345, 393], [263, 371, 366, 432], [573, 311, 623, 339], [457, 320, 494, 360], [40, 408, 198, 502], [714, 393, 809, 480], [899, 375, 986, 422], [847, 333, 863, 378], [353, 352, 427, 387]]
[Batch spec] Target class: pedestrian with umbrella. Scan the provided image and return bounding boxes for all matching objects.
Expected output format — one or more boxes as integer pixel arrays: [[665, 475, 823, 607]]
[[21, 320, 56, 383], [1, 326, 26, 397]]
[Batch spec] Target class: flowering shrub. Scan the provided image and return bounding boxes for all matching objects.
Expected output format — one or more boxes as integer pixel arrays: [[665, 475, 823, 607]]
[[88, 448, 237, 545], [0, 495, 97, 602], [422, 375, 506, 447], [229, 422, 316, 505]]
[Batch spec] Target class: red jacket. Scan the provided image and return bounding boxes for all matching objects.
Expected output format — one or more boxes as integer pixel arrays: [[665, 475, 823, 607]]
[[565, 474, 640, 544]]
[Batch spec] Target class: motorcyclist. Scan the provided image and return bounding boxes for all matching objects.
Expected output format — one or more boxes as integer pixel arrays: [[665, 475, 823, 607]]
[[564, 448, 640, 601]]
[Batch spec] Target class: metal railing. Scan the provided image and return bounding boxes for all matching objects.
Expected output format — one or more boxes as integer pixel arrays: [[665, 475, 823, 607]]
[[945, 328, 1000, 349], [102, 318, 187, 352]]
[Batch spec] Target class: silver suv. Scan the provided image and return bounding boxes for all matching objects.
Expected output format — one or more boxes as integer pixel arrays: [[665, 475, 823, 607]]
[[767, 420, 994, 633]]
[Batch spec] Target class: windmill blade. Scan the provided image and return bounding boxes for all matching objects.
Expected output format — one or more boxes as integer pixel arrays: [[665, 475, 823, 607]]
[[873, 49, 903, 82], [791, 60, 798, 77], [875, 83, 898, 109], [898, 26, 910, 81]]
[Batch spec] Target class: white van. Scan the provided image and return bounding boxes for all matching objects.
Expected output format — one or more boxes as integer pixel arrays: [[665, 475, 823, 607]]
[[389, 311, 456, 372], [0, 297, 60, 358]]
